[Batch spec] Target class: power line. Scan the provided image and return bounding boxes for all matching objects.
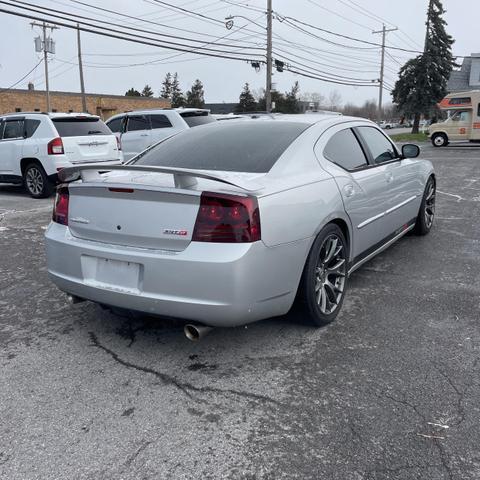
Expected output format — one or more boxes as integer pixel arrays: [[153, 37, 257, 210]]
[[7, 0, 263, 53], [0, 6, 266, 63], [306, 0, 376, 32], [0, 57, 43, 92], [279, 14, 469, 58]]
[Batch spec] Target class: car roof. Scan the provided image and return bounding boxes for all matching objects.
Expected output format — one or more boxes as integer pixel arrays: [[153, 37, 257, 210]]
[[0, 112, 100, 120], [106, 108, 210, 119]]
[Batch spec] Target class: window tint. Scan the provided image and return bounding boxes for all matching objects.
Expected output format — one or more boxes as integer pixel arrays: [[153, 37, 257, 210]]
[[0, 121, 4, 140], [106, 117, 123, 133], [357, 126, 397, 164], [52, 118, 111, 137], [127, 115, 150, 131], [451, 111, 469, 122], [3, 120, 24, 139], [134, 121, 310, 173], [448, 97, 471, 105], [180, 111, 216, 127], [323, 129, 367, 170], [24, 119, 41, 138], [149, 114, 172, 129]]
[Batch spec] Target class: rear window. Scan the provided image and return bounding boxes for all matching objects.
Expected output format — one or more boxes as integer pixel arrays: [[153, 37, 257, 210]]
[[134, 121, 310, 173], [180, 111, 216, 128], [52, 117, 111, 137]]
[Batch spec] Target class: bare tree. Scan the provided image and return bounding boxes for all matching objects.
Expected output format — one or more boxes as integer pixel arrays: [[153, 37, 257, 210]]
[[327, 90, 342, 111]]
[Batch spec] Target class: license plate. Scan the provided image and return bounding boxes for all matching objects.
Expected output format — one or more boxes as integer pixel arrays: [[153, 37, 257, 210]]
[[81, 256, 141, 294]]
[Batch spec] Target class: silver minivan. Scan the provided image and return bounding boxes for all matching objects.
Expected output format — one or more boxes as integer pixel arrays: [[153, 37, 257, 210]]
[[106, 108, 216, 161]]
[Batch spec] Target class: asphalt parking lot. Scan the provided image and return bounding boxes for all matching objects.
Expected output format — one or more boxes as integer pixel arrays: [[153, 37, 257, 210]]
[[0, 143, 479, 480]]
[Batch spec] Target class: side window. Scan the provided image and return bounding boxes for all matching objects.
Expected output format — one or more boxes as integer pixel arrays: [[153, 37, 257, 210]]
[[106, 117, 123, 133], [356, 127, 397, 165], [126, 115, 150, 132], [149, 114, 173, 129], [24, 119, 41, 138], [0, 121, 4, 140], [3, 120, 24, 140], [323, 128, 368, 171]]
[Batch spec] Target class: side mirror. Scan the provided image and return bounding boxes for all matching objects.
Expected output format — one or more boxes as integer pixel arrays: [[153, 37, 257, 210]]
[[401, 144, 420, 159]]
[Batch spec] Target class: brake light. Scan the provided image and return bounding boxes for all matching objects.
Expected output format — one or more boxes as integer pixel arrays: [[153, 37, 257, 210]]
[[116, 136, 122, 151], [192, 192, 261, 243], [48, 137, 64, 155], [52, 187, 69, 225]]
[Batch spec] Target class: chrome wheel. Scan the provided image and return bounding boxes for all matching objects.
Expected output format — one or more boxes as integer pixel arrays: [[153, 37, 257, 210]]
[[25, 167, 44, 196], [424, 180, 436, 228], [314, 234, 347, 315]]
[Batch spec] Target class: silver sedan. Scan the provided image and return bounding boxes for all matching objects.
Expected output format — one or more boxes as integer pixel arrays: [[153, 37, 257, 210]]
[[45, 116, 435, 330]]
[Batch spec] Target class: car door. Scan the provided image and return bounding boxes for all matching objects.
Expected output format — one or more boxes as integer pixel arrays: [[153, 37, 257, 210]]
[[355, 126, 421, 237], [319, 127, 391, 260], [0, 118, 24, 177], [448, 110, 472, 141], [121, 115, 152, 161]]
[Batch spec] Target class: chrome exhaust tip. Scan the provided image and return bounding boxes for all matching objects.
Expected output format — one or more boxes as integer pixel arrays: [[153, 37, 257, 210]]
[[184, 324, 213, 341], [66, 294, 85, 305]]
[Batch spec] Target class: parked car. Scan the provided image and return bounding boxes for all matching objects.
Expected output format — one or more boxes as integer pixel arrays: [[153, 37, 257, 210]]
[[0, 112, 122, 198], [45, 117, 435, 335], [379, 121, 394, 129], [106, 108, 216, 161]]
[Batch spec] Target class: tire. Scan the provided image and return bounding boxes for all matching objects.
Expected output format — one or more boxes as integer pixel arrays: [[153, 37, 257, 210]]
[[23, 163, 55, 198], [431, 133, 448, 147], [297, 224, 348, 327], [413, 177, 436, 236]]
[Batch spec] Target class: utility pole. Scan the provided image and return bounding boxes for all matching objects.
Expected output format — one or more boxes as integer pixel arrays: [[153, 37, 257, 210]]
[[32, 21, 58, 112], [265, 0, 273, 113], [373, 24, 397, 120], [77, 24, 87, 113]]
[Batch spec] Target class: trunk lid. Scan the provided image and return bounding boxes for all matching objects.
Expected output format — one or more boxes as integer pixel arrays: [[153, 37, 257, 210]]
[[68, 183, 200, 251]]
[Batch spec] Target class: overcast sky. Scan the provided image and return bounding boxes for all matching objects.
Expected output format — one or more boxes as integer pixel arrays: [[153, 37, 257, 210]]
[[0, 0, 478, 106]]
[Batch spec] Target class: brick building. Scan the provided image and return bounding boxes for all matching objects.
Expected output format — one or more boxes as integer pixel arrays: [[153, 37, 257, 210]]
[[0, 86, 170, 119]]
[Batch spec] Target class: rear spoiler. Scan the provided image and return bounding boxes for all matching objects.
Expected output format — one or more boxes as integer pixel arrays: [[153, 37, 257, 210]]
[[57, 165, 264, 193]]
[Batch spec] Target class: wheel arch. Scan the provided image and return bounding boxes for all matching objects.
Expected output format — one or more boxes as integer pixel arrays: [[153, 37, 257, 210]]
[[20, 157, 44, 176]]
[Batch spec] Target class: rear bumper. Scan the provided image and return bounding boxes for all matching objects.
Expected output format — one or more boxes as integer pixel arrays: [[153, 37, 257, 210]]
[[45, 223, 310, 327], [45, 158, 124, 179]]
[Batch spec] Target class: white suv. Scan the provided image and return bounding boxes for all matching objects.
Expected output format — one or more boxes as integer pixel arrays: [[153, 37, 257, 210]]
[[106, 108, 215, 161], [0, 112, 123, 198]]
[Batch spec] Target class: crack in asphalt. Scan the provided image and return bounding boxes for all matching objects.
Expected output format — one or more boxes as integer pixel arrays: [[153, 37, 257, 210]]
[[89, 332, 282, 406], [124, 440, 153, 467], [375, 389, 455, 480]]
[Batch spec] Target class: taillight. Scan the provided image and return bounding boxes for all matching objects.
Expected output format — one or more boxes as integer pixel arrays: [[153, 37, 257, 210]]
[[48, 137, 64, 155], [116, 136, 122, 151], [192, 192, 261, 243], [52, 187, 69, 225]]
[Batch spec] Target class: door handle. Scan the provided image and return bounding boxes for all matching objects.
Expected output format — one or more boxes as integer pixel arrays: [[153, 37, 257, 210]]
[[385, 172, 394, 183], [140, 134, 149, 137], [343, 184, 355, 197]]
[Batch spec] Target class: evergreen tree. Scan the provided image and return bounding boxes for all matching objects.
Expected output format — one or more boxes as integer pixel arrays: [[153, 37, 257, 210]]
[[125, 87, 141, 97], [170, 72, 185, 107], [392, 0, 455, 133], [160, 72, 172, 99], [186, 79, 205, 108], [235, 82, 257, 112], [283, 81, 301, 113], [141, 84, 154, 97]]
